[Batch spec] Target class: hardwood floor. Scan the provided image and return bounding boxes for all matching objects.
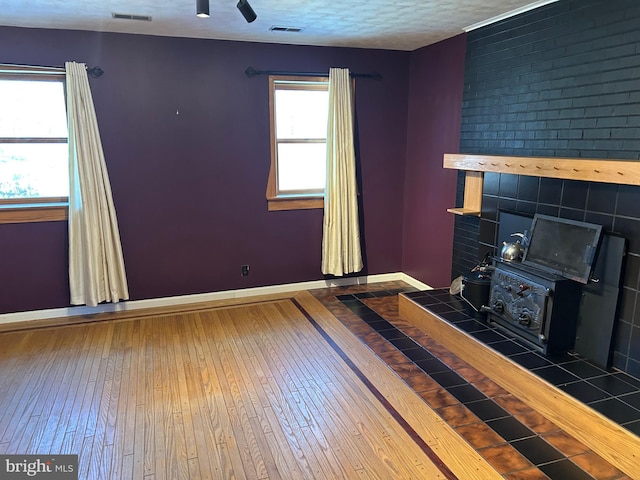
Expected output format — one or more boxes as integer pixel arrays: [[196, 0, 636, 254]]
[[4, 282, 630, 479], [0, 291, 497, 479]]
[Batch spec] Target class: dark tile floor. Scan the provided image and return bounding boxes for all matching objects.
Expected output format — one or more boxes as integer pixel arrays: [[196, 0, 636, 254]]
[[404, 289, 640, 436], [312, 281, 635, 480]]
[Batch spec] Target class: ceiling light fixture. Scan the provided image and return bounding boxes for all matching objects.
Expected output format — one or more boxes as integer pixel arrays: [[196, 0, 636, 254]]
[[237, 0, 257, 23], [196, 0, 210, 18]]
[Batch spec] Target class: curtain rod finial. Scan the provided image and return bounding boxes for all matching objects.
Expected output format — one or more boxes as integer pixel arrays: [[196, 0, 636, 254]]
[[245, 67, 259, 77], [87, 66, 104, 78]]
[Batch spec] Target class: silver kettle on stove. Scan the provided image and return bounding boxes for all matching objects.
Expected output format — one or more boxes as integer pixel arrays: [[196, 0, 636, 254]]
[[500, 232, 527, 262]]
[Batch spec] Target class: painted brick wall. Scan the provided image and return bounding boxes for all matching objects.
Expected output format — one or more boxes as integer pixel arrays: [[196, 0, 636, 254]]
[[456, 0, 640, 377]]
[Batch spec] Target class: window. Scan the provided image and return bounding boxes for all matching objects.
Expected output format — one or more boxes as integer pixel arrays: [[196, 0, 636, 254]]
[[266, 75, 329, 211], [0, 67, 68, 223]]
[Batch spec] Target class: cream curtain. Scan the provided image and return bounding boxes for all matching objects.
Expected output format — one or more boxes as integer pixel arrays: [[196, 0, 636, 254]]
[[66, 61, 129, 306], [321, 68, 363, 276]]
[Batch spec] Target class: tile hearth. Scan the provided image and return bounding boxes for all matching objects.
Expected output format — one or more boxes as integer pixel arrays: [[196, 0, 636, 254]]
[[403, 289, 640, 435], [313, 282, 637, 479]]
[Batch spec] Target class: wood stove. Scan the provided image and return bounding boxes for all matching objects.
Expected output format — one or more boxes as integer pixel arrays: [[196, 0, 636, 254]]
[[488, 260, 582, 354], [486, 214, 602, 355]]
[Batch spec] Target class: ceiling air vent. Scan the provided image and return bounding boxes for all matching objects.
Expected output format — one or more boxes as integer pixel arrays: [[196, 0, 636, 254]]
[[112, 13, 153, 22], [269, 26, 304, 33]]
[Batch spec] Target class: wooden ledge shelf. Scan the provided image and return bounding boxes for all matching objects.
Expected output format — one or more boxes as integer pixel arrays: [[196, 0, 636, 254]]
[[443, 153, 640, 216], [398, 293, 640, 479], [446, 207, 481, 216], [448, 169, 483, 216]]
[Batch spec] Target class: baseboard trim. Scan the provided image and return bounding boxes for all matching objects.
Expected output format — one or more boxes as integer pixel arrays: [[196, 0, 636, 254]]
[[0, 272, 432, 327]]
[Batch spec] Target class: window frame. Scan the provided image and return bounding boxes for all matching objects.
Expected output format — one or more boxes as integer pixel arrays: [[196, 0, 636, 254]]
[[266, 75, 329, 211], [0, 65, 69, 224]]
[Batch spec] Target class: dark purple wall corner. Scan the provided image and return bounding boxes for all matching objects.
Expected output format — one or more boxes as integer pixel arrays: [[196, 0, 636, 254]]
[[402, 34, 467, 288]]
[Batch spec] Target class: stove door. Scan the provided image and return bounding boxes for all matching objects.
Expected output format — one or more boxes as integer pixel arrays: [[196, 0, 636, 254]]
[[488, 266, 552, 350]]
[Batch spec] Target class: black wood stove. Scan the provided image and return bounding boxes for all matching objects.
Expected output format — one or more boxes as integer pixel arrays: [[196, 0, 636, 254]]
[[486, 214, 602, 355]]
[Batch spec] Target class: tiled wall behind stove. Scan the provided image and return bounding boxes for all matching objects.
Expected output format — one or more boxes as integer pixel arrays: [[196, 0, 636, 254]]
[[453, 0, 640, 377]]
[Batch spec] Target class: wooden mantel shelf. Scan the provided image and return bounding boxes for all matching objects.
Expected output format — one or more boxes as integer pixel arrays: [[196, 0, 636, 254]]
[[444, 153, 640, 216], [445, 153, 640, 185]]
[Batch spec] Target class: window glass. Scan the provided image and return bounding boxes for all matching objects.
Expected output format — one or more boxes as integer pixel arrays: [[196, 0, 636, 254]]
[[275, 89, 329, 140], [0, 144, 68, 198], [0, 77, 69, 199], [0, 80, 68, 137], [267, 76, 328, 210], [277, 143, 326, 193]]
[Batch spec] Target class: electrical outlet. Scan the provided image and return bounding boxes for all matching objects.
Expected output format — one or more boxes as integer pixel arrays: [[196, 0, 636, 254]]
[[241, 264, 250, 277]]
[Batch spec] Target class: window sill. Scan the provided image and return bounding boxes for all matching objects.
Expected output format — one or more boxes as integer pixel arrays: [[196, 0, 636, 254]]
[[0, 200, 68, 224], [267, 196, 324, 211]]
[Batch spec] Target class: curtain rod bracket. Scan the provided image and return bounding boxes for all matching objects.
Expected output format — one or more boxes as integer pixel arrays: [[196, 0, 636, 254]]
[[244, 66, 381, 80]]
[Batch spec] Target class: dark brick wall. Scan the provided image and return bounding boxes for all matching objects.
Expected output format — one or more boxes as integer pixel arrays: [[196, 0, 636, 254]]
[[455, 0, 640, 377]]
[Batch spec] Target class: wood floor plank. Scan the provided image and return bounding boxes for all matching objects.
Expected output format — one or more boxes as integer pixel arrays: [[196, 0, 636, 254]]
[[79, 434, 97, 480], [163, 320, 190, 480], [179, 316, 218, 480], [0, 331, 56, 444], [0, 331, 35, 413], [228, 302, 377, 478], [235, 310, 310, 435], [297, 381, 367, 474], [47, 326, 94, 454], [197, 313, 255, 479], [209, 311, 266, 480], [150, 317, 169, 479], [131, 403, 146, 479], [119, 321, 139, 460], [171, 319, 199, 461], [66, 323, 109, 457], [192, 312, 231, 446], [100, 443, 114, 480], [140, 317, 155, 478], [24, 343, 71, 453], [120, 453, 134, 480], [261, 403, 311, 478], [104, 322, 128, 449], [228, 311, 308, 479]]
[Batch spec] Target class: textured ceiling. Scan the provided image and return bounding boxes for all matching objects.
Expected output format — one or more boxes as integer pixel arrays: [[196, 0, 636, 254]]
[[0, 0, 555, 51]]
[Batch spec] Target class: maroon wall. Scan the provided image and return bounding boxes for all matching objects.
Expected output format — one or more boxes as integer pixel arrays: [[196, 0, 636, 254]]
[[402, 34, 467, 288], [0, 26, 410, 313]]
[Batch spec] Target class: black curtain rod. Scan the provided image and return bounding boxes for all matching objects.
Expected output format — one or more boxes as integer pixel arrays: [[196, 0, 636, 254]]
[[244, 66, 382, 80], [0, 63, 104, 78]]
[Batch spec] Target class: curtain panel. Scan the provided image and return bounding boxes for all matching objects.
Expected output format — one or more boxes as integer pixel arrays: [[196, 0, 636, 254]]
[[66, 61, 129, 306], [321, 68, 363, 276]]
